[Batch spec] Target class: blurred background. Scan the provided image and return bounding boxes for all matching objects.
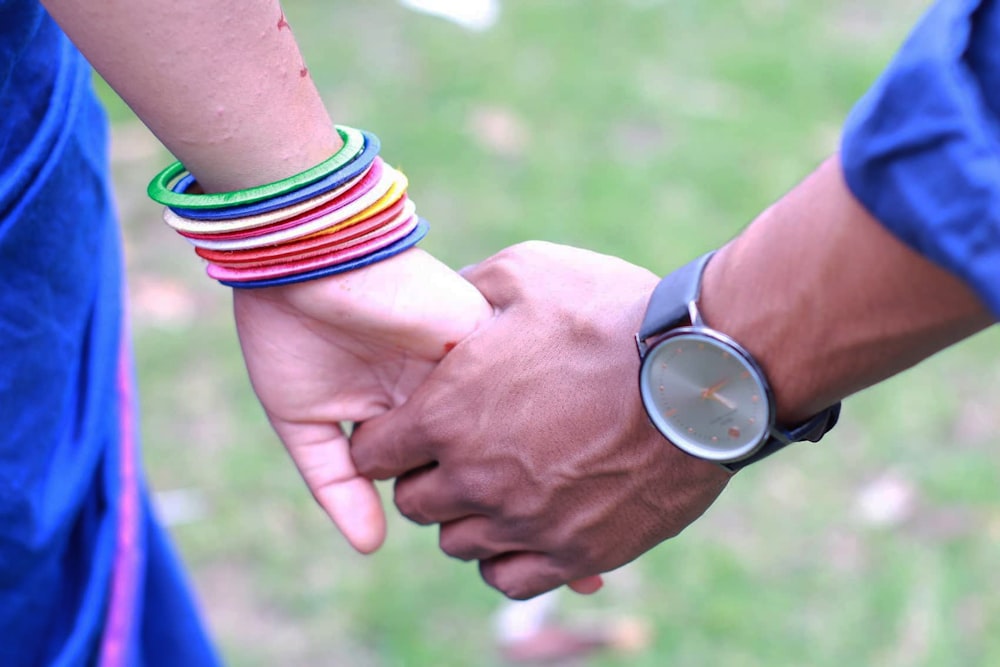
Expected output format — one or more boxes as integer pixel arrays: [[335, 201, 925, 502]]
[[97, 0, 1000, 665]]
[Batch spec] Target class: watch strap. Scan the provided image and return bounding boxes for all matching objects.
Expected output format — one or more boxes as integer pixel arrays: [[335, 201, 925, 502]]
[[722, 402, 842, 472], [638, 251, 716, 341]]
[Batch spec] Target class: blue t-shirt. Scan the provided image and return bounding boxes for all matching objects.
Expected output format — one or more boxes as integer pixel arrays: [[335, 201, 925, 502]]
[[0, 2, 218, 665], [842, 0, 1000, 317]]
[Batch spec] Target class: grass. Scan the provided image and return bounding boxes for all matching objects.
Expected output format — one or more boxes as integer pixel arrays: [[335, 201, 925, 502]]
[[98, 0, 1000, 665]]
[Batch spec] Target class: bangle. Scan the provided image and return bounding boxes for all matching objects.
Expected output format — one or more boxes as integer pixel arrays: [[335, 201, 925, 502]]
[[182, 166, 407, 251], [166, 130, 381, 220], [194, 198, 412, 266], [216, 218, 429, 289], [147, 125, 365, 209], [303, 175, 408, 239], [147, 125, 429, 288], [165, 158, 384, 237], [202, 201, 415, 269], [206, 207, 418, 272]]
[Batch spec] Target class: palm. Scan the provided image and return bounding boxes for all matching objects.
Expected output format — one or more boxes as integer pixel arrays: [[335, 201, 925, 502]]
[[232, 249, 491, 553]]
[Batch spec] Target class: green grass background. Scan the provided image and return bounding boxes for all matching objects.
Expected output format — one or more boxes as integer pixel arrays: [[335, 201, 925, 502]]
[[98, 1, 1000, 665]]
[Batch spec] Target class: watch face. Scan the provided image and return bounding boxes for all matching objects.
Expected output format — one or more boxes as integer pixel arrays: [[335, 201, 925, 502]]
[[639, 330, 773, 462]]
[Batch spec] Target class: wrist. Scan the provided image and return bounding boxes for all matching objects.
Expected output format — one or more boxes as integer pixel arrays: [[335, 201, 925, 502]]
[[245, 248, 492, 360], [151, 126, 436, 290], [635, 248, 838, 470], [698, 237, 822, 426], [197, 123, 343, 195], [697, 154, 992, 428]]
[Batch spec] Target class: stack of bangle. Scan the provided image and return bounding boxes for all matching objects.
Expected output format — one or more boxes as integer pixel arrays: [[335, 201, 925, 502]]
[[146, 126, 427, 289]]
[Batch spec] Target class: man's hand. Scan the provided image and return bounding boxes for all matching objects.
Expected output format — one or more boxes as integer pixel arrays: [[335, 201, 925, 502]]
[[232, 248, 492, 554], [351, 242, 732, 599]]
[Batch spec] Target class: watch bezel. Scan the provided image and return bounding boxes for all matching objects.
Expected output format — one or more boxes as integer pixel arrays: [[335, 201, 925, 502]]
[[638, 326, 778, 463]]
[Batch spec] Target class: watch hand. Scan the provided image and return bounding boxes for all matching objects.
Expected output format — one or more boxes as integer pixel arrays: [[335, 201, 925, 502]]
[[706, 391, 736, 410], [701, 377, 731, 399], [700, 376, 737, 409]]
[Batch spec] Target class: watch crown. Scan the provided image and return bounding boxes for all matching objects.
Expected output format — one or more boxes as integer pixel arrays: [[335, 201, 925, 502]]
[[634, 333, 649, 358]]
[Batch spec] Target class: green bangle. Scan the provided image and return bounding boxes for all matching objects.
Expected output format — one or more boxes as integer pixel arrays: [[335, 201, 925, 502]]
[[146, 125, 366, 210]]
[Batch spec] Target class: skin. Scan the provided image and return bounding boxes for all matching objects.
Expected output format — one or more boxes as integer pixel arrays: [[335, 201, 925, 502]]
[[352, 242, 730, 599], [700, 156, 994, 425], [41, 0, 493, 553], [351, 155, 996, 599], [42, 0, 997, 600]]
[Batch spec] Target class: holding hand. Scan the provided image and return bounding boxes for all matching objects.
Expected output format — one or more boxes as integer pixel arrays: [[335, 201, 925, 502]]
[[233, 249, 492, 553], [352, 242, 731, 599]]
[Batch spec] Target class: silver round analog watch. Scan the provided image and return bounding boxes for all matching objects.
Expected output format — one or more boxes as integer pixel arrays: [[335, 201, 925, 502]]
[[636, 252, 840, 471]]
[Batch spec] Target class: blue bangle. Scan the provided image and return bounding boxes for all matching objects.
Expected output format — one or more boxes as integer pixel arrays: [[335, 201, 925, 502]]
[[219, 218, 430, 289], [167, 131, 381, 221]]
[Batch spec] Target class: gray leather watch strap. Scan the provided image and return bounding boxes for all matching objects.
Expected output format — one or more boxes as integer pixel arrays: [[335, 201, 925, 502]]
[[721, 402, 842, 472], [638, 251, 715, 341]]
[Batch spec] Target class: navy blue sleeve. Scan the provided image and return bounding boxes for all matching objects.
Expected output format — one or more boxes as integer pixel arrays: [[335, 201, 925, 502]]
[[841, 0, 1000, 316]]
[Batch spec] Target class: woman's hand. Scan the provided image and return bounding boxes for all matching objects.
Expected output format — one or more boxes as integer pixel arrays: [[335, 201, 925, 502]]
[[232, 248, 492, 553]]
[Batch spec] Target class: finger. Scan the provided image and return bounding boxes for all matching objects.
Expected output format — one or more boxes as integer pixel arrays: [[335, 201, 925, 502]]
[[567, 575, 604, 595], [393, 465, 475, 526], [458, 247, 529, 310], [479, 552, 574, 601], [438, 516, 521, 562], [272, 418, 386, 554], [351, 400, 436, 480]]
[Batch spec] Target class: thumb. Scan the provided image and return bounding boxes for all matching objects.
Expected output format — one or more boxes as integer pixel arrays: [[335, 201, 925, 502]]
[[271, 418, 387, 554], [458, 247, 532, 311], [351, 389, 437, 481]]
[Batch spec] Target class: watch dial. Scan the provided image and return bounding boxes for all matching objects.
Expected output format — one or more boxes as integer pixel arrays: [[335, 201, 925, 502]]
[[640, 331, 771, 461]]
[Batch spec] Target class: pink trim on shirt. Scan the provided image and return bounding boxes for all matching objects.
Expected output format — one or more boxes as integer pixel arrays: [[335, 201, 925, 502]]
[[98, 330, 141, 667]]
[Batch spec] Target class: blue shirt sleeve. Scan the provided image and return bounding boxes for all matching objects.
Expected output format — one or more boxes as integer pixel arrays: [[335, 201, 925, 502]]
[[841, 0, 1000, 316]]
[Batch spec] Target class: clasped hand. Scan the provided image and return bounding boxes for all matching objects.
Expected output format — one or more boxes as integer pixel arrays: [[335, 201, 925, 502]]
[[234, 242, 730, 599]]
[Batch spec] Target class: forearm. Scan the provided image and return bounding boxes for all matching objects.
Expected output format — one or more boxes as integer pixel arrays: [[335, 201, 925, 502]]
[[38, 2, 493, 555], [700, 155, 994, 425], [41, 0, 337, 192]]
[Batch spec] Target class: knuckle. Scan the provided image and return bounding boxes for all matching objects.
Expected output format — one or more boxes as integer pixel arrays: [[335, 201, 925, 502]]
[[437, 530, 468, 560], [483, 242, 539, 281], [438, 526, 484, 562], [410, 412, 448, 452], [479, 250, 520, 283], [392, 479, 433, 525], [448, 471, 494, 513], [512, 239, 550, 256], [499, 575, 549, 601], [496, 241, 532, 261], [549, 526, 606, 571], [478, 559, 503, 594], [479, 558, 562, 601]]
